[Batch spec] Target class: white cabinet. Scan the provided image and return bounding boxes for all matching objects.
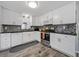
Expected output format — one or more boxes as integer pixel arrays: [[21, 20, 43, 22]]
[[62, 35, 76, 56], [33, 32, 41, 42], [27, 32, 34, 42], [0, 6, 2, 32], [40, 3, 75, 25], [22, 32, 34, 44], [17, 33, 23, 45], [50, 33, 54, 47], [50, 33, 76, 56], [11, 33, 23, 47], [3, 8, 14, 24], [43, 14, 53, 25], [53, 2, 75, 25], [43, 20, 50, 25], [32, 16, 42, 26], [2, 8, 23, 25], [22, 32, 29, 44], [23, 32, 41, 44], [0, 33, 11, 50], [0, 6, 2, 24]]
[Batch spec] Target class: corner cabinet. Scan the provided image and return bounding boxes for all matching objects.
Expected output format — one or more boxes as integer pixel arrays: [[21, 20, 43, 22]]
[[50, 33, 76, 56], [0, 33, 11, 50]]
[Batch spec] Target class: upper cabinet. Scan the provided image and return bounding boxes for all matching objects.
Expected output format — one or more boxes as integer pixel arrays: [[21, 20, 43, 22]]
[[0, 2, 76, 26], [0, 6, 2, 24], [32, 16, 42, 26], [39, 2, 76, 25], [53, 2, 76, 24], [40, 12, 53, 25], [2, 7, 23, 25]]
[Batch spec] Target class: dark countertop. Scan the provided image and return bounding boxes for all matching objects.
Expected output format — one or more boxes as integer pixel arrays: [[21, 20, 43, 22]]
[[1, 30, 77, 36], [40, 31, 77, 36], [49, 32, 77, 36], [1, 30, 39, 33]]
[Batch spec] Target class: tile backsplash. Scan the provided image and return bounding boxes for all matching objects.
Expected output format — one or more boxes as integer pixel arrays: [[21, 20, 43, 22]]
[[54, 23, 76, 35], [2, 24, 21, 32]]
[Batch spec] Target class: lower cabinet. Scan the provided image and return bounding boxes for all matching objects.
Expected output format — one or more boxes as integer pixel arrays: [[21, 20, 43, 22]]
[[11, 33, 23, 47], [22, 32, 34, 44], [50, 33, 76, 56], [50, 33, 54, 47], [33, 32, 41, 42], [0, 33, 11, 50], [0, 32, 41, 51], [28, 32, 35, 42]]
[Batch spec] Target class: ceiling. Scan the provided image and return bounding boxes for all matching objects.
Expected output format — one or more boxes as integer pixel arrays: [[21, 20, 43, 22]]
[[0, 1, 73, 17]]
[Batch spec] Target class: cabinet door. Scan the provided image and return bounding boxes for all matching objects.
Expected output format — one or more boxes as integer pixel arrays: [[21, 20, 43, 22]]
[[3, 8, 23, 25], [50, 33, 55, 47], [11, 33, 23, 47], [23, 32, 35, 44], [0, 33, 10, 50], [51, 34, 62, 50], [51, 33, 76, 56], [62, 35, 76, 56], [11, 33, 18, 47], [23, 32, 30, 44], [17, 33, 23, 45], [53, 16, 63, 25], [53, 3, 75, 25], [28, 32, 34, 42]]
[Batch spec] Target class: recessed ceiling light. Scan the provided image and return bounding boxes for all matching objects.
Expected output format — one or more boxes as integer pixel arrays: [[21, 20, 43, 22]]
[[28, 1, 38, 8]]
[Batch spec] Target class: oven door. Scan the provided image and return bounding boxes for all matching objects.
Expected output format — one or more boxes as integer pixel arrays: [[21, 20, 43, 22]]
[[45, 33, 50, 41]]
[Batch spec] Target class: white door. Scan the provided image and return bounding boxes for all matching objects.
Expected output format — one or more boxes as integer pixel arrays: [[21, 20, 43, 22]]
[[0, 33, 10, 50]]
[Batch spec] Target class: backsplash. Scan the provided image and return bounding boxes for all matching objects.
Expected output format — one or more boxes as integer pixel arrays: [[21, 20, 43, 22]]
[[38, 23, 76, 35], [2, 24, 21, 32], [54, 23, 76, 35]]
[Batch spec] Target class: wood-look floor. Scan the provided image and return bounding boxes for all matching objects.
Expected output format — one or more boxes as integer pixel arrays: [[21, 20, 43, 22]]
[[0, 43, 68, 57]]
